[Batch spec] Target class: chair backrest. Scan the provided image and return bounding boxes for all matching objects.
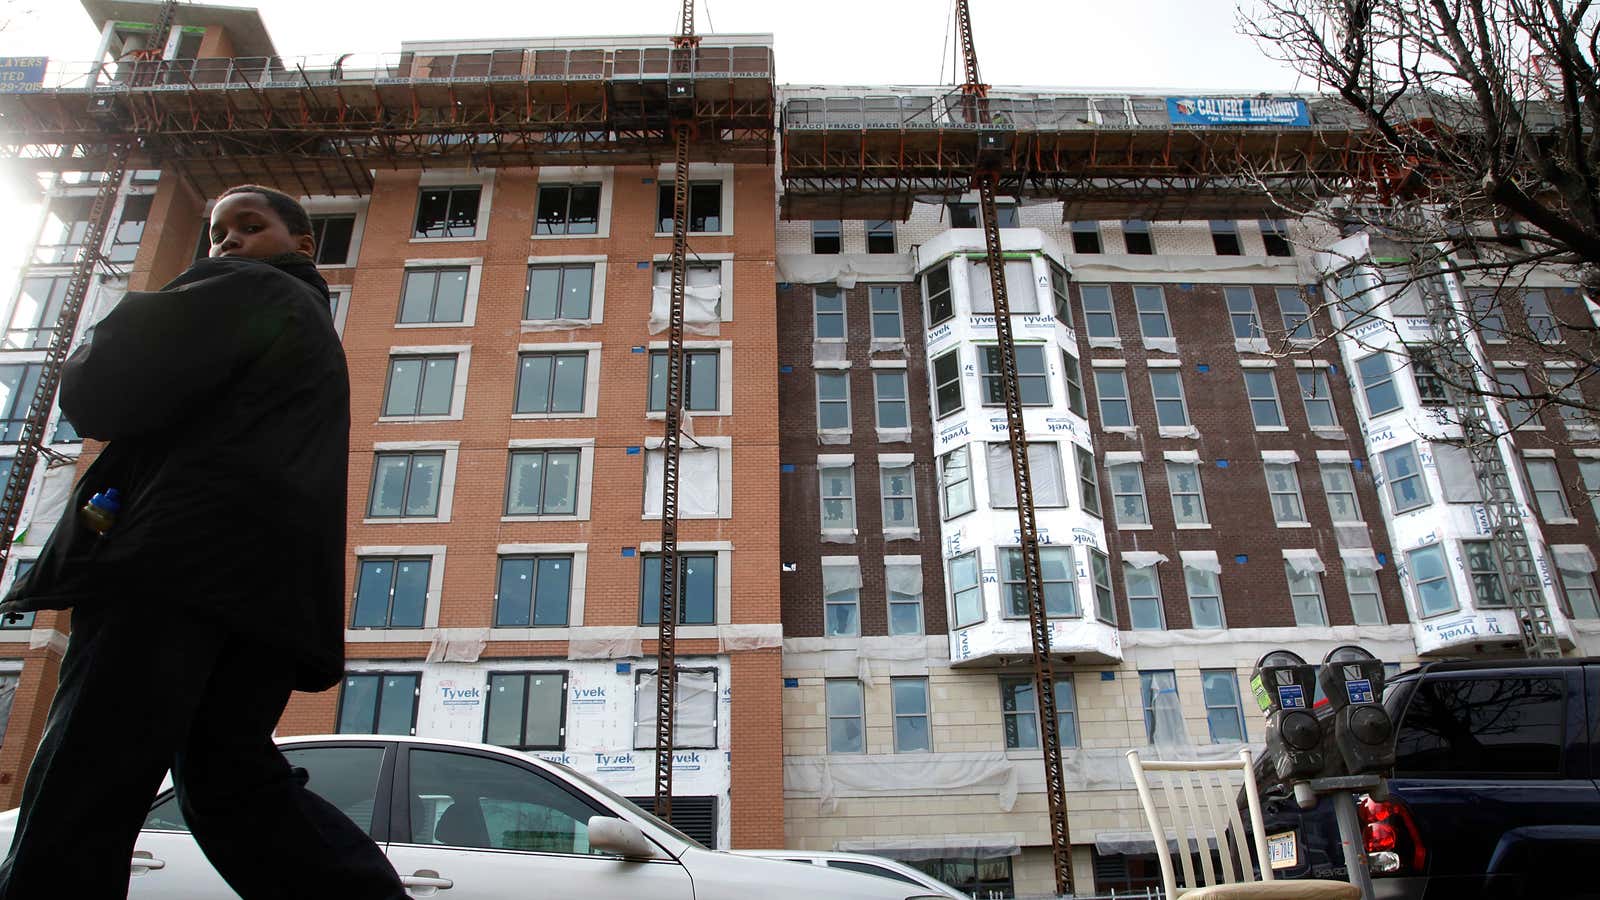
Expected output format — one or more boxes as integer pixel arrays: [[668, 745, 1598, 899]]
[[1124, 749, 1273, 900]]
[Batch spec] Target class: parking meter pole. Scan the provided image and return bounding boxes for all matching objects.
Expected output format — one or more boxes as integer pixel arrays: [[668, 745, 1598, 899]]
[[1330, 791, 1375, 900]]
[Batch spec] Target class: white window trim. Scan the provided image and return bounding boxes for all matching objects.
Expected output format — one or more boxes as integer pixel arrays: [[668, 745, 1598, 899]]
[[301, 197, 369, 270], [345, 544, 449, 639], [365, 440, 460, 525], [502, 437, 597, 522], [813, 285, 847, 343], [397, 257, 483, 329], [531, 167, 615, 240], [872, 367, 913, 433], [651, 252, 736, 323], [514, 342, 603, 420], [409, 171, 495, 244], [377, 344, 472, 423], [633, 540, 734, 630], [1264, 461, 1310, 528], [884, 554, 925, 636], [816, 369, 853, 438], [486, 542, 591, 640], [818, 459, 860, 538], [877, 454, 919, 535], [645, 339, 733, 418], [642, 435, 734, 520], [821, 555, 863, 638], [1107, 459, 1151, 530], [523, 254, 608, 326], [652, 163, 735, 238], [326, 285, 352, 337]]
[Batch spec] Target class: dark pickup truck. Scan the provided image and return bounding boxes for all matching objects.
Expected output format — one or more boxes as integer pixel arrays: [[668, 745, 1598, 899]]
[[1258, 657, 1600, 900]]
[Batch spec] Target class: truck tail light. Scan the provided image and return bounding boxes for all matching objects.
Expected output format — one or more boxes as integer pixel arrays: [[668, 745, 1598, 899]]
[[1358, 793, 1425, 875]]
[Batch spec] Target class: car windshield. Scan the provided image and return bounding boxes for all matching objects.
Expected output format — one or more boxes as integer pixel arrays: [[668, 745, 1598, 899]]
[[550, 763, 706, 850]]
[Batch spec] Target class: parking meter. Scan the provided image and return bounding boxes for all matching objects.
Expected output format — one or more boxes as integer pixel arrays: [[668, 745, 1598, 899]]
[[1319, 645, 1394, 776], [1251, 650, 1324, 787]]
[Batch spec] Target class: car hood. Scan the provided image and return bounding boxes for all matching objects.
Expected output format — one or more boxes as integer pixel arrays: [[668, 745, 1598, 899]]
[[684, 847, 932, 899]]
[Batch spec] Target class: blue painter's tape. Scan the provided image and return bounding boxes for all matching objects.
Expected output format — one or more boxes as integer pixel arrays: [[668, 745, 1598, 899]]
[[1178, 283, 1194, 291], [1216, 459, 1229, 468], [617, 662, 633, 673], [626, 446, 641, 455], [636, 261, 650, 269], [1235, 554, 1248, 564], [780, 365, 794, 373], [783, 678, 799, 688], [1100, 671, 1115, 681], [642, 177, 655, 185], [622, 547, 637, 557], [631, 345, 645, 353], [781, 463, 796, 473], [1352, 458, 1363, 471], [1196, 364, 1210, 373], [1376, 552, 1387, 566]]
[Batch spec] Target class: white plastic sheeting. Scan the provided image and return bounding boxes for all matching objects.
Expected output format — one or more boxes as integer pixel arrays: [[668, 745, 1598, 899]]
[[783, 635, 946, 686], [426, 628, 489, 663], [644, 448, 720, 517], [875, 427, 911, 445], [1178, 550, 1222, 575], [1335, 523, 1374, 549], [1553, 544, 1598, 574], [15, 465, 74, 547], [716, 624, 783, 652], [568, 626, 644, 660], [775, 253, 916, 288], [520, 318, 591, 333], [785, 751, 1020, 814], [835, 835, 1021, 860], [649, 265, 722, 336], [986, 443, 1066, 507], [968, 259, 1038, 314], [882, 527, 920, 542], [1339, 548, 1382, 574], [884, 562, 923, 600], [634, 668, 718, 749], [822, 560, 863, 597], [1433, 444, 1484, 503], [1282, 548, 1325, 575], [812, 342, 848, 365], [1123, 551, 1169, 570]]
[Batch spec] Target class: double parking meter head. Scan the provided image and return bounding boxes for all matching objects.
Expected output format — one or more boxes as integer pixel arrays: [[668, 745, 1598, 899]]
[[1318, 645, 1395, 776], [1251, 650, 1323, 784]]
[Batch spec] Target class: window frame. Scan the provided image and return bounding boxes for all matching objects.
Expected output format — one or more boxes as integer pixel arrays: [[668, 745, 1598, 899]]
[[350, 556, 432, 629], [869, 286, 903, 341], [924, 263, 954, 327], [873, 369, 911, 431], [1133, 285, 1171, 340], [1090, 549, 1116, 623], [637, 552, 719, 626], [309, 212, 356, 266], [1297, 367, 1338, 429], [336, 671, 420, 736], [1345, 569, 1386, 624], [1139, 670, 1178, 743], [483, 670, 568, 751], [1184, 565, 1225, 629], [1108, 461, 1150, 527], [1123, 220, 1154, 254], [940, 446, 975, 520], [523, 263, 596, 321], [1244, 369, 1286, 429], [1261, 220, 1293, 257], [646, 347, 721, 414], [999, 545, 1079, 618], [866, 220, 896, 254], [412, 185, 483, 240], [1410, 348, 1449, 407], [816, 371, 852, 433], [1524, 457, 1572, 521], [1284, 561, 1329, 625], [494, 553, 577, 627], [1381, 443, 1431, 513], [822, 560, 861, 637], [890, 676, 931, 753], [819, 462, 857, 532], [948, 550, 984, 628], [977, 344, 1050, 406], [1149, 369, 1191, 428], [367, 450, 447, 520], [1461, 540, 1510, 608], [811, 220, 842, 255], [932, 349, 963, 419], [1062, 351, 1086, 417], [1080, 284, 1118, 339], [813, 286, 846, 340], [999, 675, 1080, 750], [1320, 461, 1363, 523], [825, 679, 865, 754], [515, 350, 590, 416], [1264, 462, 1308, 525], [1070, 221, 1102, 254], [1166, 461, 1209, 526], [1201, 669, 1248, 743], [1407, 542, 1458, 617], [1358, 353, 1403, 416], [503, 448, 583, 518], [1094, 368, 1132, 428], [1211, 220, 1242, 256], [1224, 286, 1264, 339], [880, 463, 918, 531], [1124, 563, 1166, 630], [1276, 286, 1313, 339], [1076, 445, 1102, 517], [397, 265, 472, 325], [533, 182, 602, 236], [632, 667, 719, 751], [656, 180, 725, 234], [381, 352, 460, 419], [986, 442, 1068, 509]]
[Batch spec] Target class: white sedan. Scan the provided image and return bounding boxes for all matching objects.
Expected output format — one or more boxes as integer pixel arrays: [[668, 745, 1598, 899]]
[[0, 735, 947, 900], [738, 850, 970, 899]]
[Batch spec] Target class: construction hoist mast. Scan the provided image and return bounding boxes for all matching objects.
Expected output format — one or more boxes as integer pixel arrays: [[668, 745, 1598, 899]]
[[652, 0, 699, 823], [954, 1, 1075, 893], [0, 0, 180, 577]]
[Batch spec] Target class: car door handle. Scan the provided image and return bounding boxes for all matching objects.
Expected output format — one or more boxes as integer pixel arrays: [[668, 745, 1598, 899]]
[[130, 851, 166, 871], [401, 870, 454, 890]]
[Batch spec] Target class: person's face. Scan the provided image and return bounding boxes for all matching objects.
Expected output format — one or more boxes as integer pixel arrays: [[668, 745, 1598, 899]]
[[208, 192, 315, 260]]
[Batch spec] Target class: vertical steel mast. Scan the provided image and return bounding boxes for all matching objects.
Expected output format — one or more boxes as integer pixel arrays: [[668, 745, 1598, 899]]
[[955, 1, 1074, 893]]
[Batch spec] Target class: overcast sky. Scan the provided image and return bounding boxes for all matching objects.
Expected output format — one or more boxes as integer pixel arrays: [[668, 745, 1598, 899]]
[[0, 0, 1307, 296]]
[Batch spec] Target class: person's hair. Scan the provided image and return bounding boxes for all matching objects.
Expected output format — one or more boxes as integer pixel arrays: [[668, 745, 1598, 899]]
[[216, 184, 313, 236]]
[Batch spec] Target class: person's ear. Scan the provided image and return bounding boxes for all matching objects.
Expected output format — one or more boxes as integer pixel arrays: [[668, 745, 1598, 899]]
[[295, 232, 316, 259]]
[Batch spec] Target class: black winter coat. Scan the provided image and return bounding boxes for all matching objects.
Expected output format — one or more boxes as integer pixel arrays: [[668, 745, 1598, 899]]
[[0, 255, 350, 692]]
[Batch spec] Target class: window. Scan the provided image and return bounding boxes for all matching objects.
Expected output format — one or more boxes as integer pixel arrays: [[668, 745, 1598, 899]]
[[1469, 288, 1508, 340], [1123, 220, 1154, 254], [891, 678, 931, 753], [352, 557, 430, 628], [1407, 543, 1458, 616], [811, 220, 841, 254], [647, 349, 718, 413], [986, 442, 1066, 507], [1243, 370, 1285, 428], [1492, 366, 1538, 427], [5, 276, 69, 350], [886, 560, 924, 635], [1211, 220, 1242, 255], [1358, 353, 1402, 416], [524, 264, 593, 320], [309, 214, 355, 266], [826, 679, 865, 753], [100, 194, 145, 263], [1094, 369, 1132, 427], [485, 672, 566, 750], [1580, 459, 1600, 522], [1285, 562, 1328, 625], [516, 352, 588, 415], [0, 364, 44, 442], [1077, 446, 1102, 517], [1, 559, 34, 629], [383, 354, 457, 417], [1202, 671, 1247, 742], [1091, 550, 1116, 623], [1346, 569, 1385, 624], [1264, 463, 1307, 525], [639, 553, 716, 625], [1261, 220, 1292, 257], [1552, 378, 1590, 433], [1080, 285, 1118, 338], [505, 449, 580, 517], [145, 744, 386, 837], [1071, 221, 1101, 254], [1277, 287, 1313, 339], [949, 551, 983, 627], [819, 464, 856, 531], [1410, 348, 1448, 406], [1109, 462, 1149, 527], [1134, 286, 1171, 340], [978, 345, 1049, 405], [1522, 291, 1558, 342], [1320, 462, 1362, 523], [940, 446, 974, 519], [493, 554, 574, 626], [1124, 564, 1165, 630], [398, 267, 469, 324], [633, 669, 717, 750], [643, 447, 720, 518], [413, 186, 481, 238], [657, 181, 723, 233], [881, 464, 917, 530], [1149, 371, 1190, 428], [1140, 670, 1178, 742], [1382, 443, 1430, 513], [1298, 368, 1338, 428], [337, 673, 419, 735], [1225, 287, 1263, 339], [866, 220, 896, 254], [1062, 352, 1086, 417], [1166, 462, 1208, 525], [823, 562, 860, 636], [1000, 546, 1078, 617], [946, 203, 1018, 228], [874, 371, 910, 430], [1000, 676, 1080, 749], [816, 372, 851, 431], [1049, 263, 1073, 327], [650, 262, 722, 321], [907, 857, 1014, 899], [1561, 569, 1599, 619], [368, 451, 444, 518], [932, 350, 962, 418], [968, 259, 1037, 314], [924, 263, 954, 326], [1394, 676, 1565, 777], [1334, 273, 1380, 330], [36, 196, 93, 264], [1185, 566, 1224, 629], [869, 286, 902, 340], [1524, 458, 1571, 521], [813, 287, 845, 339], [1462, 542, 1508, 608]]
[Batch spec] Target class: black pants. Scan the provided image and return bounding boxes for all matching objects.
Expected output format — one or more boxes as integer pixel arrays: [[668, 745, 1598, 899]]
[[0, 601, 406, 899]]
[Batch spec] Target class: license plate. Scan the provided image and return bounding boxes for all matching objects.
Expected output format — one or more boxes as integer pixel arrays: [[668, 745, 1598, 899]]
[[1267, 831, 1298, 869]]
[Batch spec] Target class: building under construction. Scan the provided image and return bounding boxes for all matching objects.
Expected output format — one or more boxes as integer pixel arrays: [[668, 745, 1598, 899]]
[[0, 1, 1595, 896]]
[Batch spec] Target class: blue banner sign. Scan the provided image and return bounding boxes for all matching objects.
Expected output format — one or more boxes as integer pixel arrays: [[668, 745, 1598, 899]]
[[1166, 96, 1310, 127], [0, 57, 46, 93]]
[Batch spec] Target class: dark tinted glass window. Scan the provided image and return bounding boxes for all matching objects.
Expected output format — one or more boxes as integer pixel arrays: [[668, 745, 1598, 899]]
[[829, 860, 920, 885], [1393, 676, 1565, 777], [143, 745, 387, 836], [311, 215, 356, 265]]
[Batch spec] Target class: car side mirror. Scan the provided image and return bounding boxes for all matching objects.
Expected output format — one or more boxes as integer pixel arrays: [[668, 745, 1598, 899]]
[[588, 816, 657, 859]]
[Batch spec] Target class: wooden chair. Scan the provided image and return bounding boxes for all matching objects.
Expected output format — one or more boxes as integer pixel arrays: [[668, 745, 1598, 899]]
[[1125, 749, 1360, 899]]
